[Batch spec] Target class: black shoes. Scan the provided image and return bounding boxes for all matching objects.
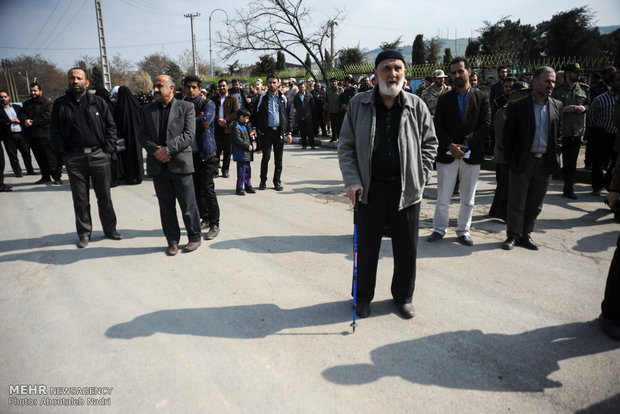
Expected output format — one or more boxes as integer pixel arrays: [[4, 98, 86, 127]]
[[105, 231, 123, 240], [518, 237, 539, 250], [0, 184, 12, 192], [502, 237, 517, 250], [35, 177, 52, 184], [356, 303, 371, 318], [259, 181, 266, 190], [563, 188, 578, 199], [599, 314, 620, 341], [77, 235, 90, 248], [396, 303, 415, 319], [201, 220, 209, 230], [457, 234, 474, 246], [222, 170, 230, 178], [245, 186, 256, 194], [236, 188, 246, 196], [274, 183, 283, 191], [205, 225, 219, 240], [427, 231, 444, 242], [51, 179, 62, 186], [502, 236, 538, 250]]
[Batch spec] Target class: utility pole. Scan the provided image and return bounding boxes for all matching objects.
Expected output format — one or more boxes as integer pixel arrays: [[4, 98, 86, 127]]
[[94, 0, 111, 90], [1, 59, 19, 102], [185, 12, 200, 76], [328, 20, 338, 70]]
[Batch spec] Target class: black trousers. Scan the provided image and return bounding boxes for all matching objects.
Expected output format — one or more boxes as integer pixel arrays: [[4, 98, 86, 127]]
[[590, 126, 616, 191], [312, 110, 327, 136], [0, 140, 5, 186], [356, 180, 420, 304], [3, 133, 33, 174], [507, 155, 551, 240], [260, 128, 284, 185], [28, 137, 61, 180], [153, 166, 201, 245], [602, 234, 620, 321], [329, 112, 343, 140], [63, 149, 117, 237], [489, 163, 509, 221], [215, 126, 231, 174], [562, 136, 582, 187], [298, 117, 314, 147], [192, 152, 220, 227]]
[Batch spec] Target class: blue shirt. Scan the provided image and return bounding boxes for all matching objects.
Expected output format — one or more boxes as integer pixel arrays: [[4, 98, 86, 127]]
[[268, 93, 279, 127], [457, 86, 470, 118], [531, 96, 550, 153], [3, 106, 22, 133]]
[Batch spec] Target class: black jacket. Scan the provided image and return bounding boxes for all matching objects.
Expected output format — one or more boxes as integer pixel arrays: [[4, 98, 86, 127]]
[[503, 95, 563, 174], [293, 92, 315, 124], [434, 88, 491, 165], [51, 92, 118, 156], [0, 104, 23, 141], [20, 95, 53, 139], [252, 91, 292, 136]]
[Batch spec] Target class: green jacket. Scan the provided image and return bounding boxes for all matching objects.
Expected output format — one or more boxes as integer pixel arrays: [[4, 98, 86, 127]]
[[551, 82, 589, 138], [338, 89, 438, 210], [325, 86, 343, 114]]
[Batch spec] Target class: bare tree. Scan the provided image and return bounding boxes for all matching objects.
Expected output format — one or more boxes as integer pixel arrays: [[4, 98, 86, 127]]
[[130, 70, 152, 93], [217, 0, 343, 82]]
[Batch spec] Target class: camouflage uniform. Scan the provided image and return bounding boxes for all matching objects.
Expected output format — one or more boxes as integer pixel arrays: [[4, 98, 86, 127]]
[[420, 84, 450, 116], [552, 81, 589, 196]]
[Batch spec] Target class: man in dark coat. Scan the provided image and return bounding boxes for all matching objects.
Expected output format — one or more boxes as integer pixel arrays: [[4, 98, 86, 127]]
[[293, 82, 315, 149], [20, 83, 61, 184], [0, 90, 34, 177], [502, 66, 563, 251], [51, 68, 122, 248]]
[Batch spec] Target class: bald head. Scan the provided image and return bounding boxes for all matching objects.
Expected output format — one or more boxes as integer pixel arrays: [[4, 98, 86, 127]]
[[153, 75, 175, 105]]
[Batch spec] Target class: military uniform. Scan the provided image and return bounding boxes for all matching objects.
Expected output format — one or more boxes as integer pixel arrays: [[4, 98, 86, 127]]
[[552, 80, 589, 198]]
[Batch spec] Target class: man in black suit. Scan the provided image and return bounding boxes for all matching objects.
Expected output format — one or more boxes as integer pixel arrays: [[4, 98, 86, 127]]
[[427, 57, 491, 246], [51, 68, 121, 248], [502, 66, 562, 251], [293, 82, 315, 149], [139, 75, 201, 256]]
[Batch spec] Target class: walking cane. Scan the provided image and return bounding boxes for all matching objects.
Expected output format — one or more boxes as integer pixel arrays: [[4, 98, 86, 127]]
[[351, 190, 361, 333]]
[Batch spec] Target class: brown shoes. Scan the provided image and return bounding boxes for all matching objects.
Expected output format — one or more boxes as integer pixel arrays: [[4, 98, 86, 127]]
[[166, 244, 179, 256], [183, 241, 201, 253]]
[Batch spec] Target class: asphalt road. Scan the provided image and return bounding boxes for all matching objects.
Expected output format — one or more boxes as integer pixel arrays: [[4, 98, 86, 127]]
[[1, 142, 619, 413]]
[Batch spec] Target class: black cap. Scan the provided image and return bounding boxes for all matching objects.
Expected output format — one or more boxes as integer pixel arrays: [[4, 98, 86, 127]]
[[564, 62, 582, 73], [375, 49, 406, 68]]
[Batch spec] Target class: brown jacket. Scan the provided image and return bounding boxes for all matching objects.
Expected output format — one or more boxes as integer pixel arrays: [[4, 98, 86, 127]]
[[213, 95, 238, 134]]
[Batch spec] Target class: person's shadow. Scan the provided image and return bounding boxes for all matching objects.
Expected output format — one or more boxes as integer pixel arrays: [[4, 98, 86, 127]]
[[105, 300, 397, 339], [322, 320, 620, 392]]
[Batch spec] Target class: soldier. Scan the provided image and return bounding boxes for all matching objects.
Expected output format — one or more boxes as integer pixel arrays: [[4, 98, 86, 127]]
[[552, 63, 589, 199]]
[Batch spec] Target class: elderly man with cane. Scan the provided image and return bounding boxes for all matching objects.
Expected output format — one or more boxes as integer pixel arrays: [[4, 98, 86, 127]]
[[338, 50, 438, 320]]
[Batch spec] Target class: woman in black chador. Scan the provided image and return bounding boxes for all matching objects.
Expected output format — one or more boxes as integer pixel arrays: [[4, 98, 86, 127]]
[[114, 86, 144, 184]]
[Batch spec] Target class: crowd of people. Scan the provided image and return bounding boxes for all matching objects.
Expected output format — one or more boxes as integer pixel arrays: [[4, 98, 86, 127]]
[[1, 55, 619, 340]]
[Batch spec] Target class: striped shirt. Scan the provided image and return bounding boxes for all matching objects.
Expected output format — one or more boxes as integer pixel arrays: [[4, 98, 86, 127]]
[[589, 90, 618, 134]]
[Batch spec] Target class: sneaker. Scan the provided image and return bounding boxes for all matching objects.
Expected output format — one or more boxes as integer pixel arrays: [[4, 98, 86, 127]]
[[205, 225, 220, 240]]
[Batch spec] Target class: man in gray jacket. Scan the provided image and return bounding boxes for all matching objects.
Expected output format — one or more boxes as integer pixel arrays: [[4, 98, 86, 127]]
[[338, 50, 438, 320], [139, 75, 201, 256]]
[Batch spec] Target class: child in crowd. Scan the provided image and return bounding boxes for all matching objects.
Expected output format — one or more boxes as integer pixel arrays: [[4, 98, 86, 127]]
[[231, 108, 257, 195]]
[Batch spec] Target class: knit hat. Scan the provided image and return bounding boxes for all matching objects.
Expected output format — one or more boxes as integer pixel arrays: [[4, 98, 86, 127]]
[[375, 49, 406, 68]]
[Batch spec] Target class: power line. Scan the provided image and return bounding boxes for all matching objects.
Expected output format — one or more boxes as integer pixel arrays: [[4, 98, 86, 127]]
[[26, 0, 62, 50], [33, 0, 77, 55], [38, 0, 89, 54]]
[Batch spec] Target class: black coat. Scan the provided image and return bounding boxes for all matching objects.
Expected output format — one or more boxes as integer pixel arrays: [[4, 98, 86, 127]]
[[20, 96, 53, 139], [51, 92, 118, 156], [293, 92, 314, 124], [503, 95, 563, 174], [252, 91, 292, 136], [434, 88, 491, 165]]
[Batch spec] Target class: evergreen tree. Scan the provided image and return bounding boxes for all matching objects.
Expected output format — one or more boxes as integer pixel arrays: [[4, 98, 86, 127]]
[[443, 48, 453, 65], [276, 51, 286, 71], [412, 34, 425, 64]]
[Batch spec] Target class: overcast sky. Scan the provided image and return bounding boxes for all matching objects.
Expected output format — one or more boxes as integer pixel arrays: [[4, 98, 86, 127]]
[[0, 0, 618, 71]]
